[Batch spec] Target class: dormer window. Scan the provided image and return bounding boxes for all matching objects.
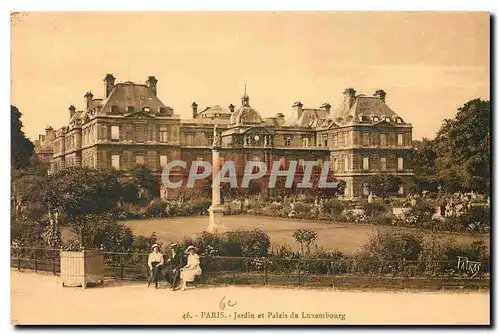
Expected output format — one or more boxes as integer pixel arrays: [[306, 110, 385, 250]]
[[385, 117, 391, 122], [372, 116, 380, 122], [111, 105, 119, 114], [143, 107, 151, 113], [396, 117, 403, 124], [127, 106, 134, 113], [159, 107, 166, 115]]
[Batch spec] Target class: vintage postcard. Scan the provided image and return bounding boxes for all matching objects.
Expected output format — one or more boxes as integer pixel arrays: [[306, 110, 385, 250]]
[[10, 11, 490, 325]]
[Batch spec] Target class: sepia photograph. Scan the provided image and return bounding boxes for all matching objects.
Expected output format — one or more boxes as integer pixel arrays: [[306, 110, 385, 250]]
[[9, 11, 490, 325]]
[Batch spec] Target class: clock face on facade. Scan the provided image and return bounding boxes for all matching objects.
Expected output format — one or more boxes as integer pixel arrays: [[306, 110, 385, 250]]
[[254, 134, 260, 141]]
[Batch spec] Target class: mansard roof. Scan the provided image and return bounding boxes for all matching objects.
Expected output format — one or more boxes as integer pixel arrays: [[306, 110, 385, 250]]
[[197, 105, 231, 119], [329, 93, 404, 125], [284, 108, 328, 128], [99, 82, 172, 116]]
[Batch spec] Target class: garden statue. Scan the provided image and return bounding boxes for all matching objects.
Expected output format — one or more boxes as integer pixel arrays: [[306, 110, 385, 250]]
[[367, 192, 373, 204]]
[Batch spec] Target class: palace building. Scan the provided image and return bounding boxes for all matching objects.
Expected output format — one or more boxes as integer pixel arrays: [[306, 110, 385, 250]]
[[34, 74, 414, 199]]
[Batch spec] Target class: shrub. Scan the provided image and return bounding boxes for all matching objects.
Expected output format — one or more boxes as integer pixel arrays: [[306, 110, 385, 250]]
[[194, 231, 226, 256], [361, 231, 423, 263], [132, 232, 158, 254], [145, 199, 168, 217], [362, 202, 388, 218], [405, 201, 435, 228], [77, 214, 134, 252], [322, 199, 345, 216], [291, 202, 311, 218], [226, 229, 271, 257], [461, 207, 490, 233], [186, 198, 211, 215]]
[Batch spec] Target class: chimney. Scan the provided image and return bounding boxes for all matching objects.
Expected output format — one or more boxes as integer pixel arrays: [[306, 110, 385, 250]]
[[292, 101, 303, 120], [320, 102, 331, 113], [228, 104, 235, 113], [146, 76, 158, 95], [45, 126, 55, 140], [69, 105, 76, 119], [84, 91, 94, 109], [192, 102, 198, 118], [103, 73, 116, 98], [343, 88, 356, 108], [374, 89, 386, 103]]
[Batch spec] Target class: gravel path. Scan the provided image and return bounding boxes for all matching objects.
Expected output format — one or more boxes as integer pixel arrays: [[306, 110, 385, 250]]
[[11, 270, 489, 325]]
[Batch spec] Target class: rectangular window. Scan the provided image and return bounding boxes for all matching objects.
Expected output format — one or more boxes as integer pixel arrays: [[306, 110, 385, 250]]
[[298, 159, 305, 172], [284, 136, 292, 147], [136, 125, 145, 143], [362, 132, 370, 146], [302, 136, 309, 147], [397, 133, 404, 146], [344, 132, 349, 146], [333, 133, 338, 147], [317, 159, 323, 170], [136, 155, 144, 165], [323, 134, 328, 147], [159, 107, 166, 115], [362, 157, 369, 171], [380, 133, 387, 147], [159, 155, 168, 168], [207, 134, 213, 145], [279, 157, 286, 170], [196, 157, 204, 173], [111, 106, 119, 114], [159, 127, 168, 143], [332, 158, 338, 172], [127, 106, 134, 113], [380, 157, 387, 171], [344, 157, 349, 171], [111, 125, 120, 141], [397, 157, 404, 171], [111, 155, 120, 170]]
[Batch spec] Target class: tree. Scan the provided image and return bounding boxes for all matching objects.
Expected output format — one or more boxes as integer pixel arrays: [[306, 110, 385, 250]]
[[130, 165, 160, 201], [39, 167, 122, 245], [293, 229, 318, 256], [11, 105, 34, 170], [434, 99, 490, 194], [410, 138, 439, 193], [366, 174, 402, 202]]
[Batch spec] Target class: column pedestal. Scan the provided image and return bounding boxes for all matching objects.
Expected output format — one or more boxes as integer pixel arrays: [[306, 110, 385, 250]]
[[207, 204, 225, 233]]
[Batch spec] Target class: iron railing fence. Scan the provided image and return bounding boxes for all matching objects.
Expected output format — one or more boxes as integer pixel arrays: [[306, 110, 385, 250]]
[[10, 246, 490, 290]]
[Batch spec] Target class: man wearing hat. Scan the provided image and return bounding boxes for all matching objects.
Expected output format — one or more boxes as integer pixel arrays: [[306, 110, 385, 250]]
[[147, 243, 164, 289], [179, 245, 202, 291], [165, 243, 184, 290]]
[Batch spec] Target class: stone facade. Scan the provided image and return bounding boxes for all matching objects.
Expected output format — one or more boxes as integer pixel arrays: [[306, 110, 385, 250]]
[[36, 74, 414, 199]]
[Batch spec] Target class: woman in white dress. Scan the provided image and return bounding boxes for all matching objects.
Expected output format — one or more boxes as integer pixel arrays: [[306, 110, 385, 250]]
[[179, 245, 202, 290]]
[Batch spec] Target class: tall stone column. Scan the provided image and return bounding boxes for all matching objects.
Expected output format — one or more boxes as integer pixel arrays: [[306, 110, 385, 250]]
[[207, 127, 225, 233]]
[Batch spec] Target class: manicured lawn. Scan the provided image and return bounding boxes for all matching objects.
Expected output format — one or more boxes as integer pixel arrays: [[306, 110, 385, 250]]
[[118, 215, 490, 255]]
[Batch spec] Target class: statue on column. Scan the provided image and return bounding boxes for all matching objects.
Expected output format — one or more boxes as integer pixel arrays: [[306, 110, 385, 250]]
[[213, 125, 221, 148]]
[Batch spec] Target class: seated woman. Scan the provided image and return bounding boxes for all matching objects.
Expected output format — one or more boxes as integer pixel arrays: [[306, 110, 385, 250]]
[[147, 243, 164, 289], [179, 245, 202, 291]]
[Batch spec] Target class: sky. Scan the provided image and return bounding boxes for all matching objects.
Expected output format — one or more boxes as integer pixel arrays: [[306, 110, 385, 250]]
[[11, 12, 489, 141]]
